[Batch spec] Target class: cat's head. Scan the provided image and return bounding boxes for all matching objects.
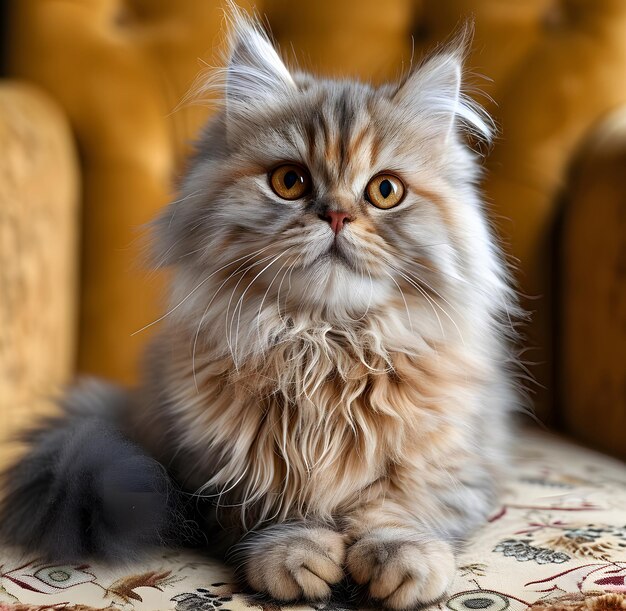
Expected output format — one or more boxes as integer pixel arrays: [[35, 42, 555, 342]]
[[157, 8, 506, 354]]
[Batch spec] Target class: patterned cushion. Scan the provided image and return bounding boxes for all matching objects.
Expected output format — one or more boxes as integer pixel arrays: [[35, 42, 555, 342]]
[[1, 429, 624, 611]]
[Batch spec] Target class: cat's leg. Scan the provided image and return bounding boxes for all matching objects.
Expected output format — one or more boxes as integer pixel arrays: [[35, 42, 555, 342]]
[[343, 489, 460, 610], [234, 522, 346, 602]]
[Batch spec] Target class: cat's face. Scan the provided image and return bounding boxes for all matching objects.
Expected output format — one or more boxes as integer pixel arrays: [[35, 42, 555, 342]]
[[191, 80, 467, 313], [158, 13, 498, 339]]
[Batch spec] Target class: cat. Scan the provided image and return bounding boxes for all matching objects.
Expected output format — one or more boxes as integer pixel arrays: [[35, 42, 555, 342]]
[[1, 7, 520, 610]]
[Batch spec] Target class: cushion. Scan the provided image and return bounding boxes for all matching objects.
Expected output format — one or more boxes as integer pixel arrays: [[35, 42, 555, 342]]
[[0, 429, 624, 611]]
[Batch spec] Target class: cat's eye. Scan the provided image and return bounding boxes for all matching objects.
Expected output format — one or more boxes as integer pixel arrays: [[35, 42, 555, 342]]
[[269, 164, 311, 200], [365, 173, 405, 209]]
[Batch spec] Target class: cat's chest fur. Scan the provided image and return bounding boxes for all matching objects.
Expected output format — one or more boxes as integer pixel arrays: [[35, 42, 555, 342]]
[[158, 317, 482, 525]]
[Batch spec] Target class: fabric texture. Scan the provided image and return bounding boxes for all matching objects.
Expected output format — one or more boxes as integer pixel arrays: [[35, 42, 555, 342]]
[[0, 429, 624, 611]]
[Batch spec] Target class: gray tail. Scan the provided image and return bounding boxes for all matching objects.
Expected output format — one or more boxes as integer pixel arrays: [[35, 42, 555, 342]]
[[0, 379, 188, 562]]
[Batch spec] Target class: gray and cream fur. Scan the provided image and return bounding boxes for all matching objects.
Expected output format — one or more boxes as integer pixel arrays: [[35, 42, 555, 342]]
[[1, 8, 520, 609]]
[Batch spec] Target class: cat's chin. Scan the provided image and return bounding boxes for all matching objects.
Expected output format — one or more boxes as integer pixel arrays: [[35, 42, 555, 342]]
[[314, 252, 356, 276], [307, 238, 357, 271], [288, 260, 390, 314]]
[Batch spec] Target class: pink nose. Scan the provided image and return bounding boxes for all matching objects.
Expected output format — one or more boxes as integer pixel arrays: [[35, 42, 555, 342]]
[[320, 211, 351, 235]]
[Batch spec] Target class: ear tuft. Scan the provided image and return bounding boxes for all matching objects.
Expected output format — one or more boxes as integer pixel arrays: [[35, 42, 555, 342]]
[[395, 23, 494, 145], [223, 3, 296, 113]]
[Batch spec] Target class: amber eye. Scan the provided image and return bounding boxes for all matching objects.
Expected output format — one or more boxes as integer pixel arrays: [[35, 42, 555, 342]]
[[365, 173, 405, 209], [269, 164, 311, 200]]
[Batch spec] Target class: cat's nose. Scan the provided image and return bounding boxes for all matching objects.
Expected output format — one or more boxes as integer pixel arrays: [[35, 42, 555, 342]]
[[319, 211, 352, 235]]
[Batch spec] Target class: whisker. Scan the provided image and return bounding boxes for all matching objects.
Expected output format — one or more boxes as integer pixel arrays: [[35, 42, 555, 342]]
[[230, 248, 294, 364], [255, 254, 295, 345], [357, 267, 374, 322], [390, 265, 445, 338], [276, 257, 299, 325], [397, 264, 466, 343], [167, 189, 202, 228], [388, 259, 466, 344], [383, 270, 414, 333], [132, 244, 274, 336], [191, 246, 277, 391], [222, 252, 280, 366]]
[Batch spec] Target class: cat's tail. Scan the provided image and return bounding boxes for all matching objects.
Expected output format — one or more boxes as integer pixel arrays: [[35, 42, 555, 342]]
[[0, 379, 186, 563]]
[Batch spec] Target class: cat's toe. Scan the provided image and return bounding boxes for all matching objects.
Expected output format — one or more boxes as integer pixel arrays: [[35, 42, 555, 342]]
[[243, 526, 346, 601], [346, 530, 455, 609]]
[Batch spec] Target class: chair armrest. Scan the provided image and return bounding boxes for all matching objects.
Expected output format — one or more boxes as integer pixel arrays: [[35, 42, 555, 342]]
[[0, 81, 79, 468], [560, 106, 626, 460]]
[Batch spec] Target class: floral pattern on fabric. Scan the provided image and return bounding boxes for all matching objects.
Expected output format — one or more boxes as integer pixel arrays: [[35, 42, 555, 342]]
[[0, 429, 624, 611]]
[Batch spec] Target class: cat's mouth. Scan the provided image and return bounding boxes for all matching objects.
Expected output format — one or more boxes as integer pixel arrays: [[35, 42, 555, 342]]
[[325, 240, 355, 269], [305, 237, 358, 272]]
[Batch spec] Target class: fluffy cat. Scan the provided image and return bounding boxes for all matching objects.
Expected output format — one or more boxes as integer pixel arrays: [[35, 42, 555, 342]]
[[1, 8, 519, 610]]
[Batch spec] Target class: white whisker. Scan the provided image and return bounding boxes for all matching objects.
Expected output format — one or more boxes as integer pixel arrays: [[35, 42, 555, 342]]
[[230, 247, 294, 364], [133, 245, 273, 336]]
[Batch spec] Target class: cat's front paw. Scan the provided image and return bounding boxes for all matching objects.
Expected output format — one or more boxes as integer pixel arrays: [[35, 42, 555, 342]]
[[346, 529, 455, 609], [241, 525, 346, 602]]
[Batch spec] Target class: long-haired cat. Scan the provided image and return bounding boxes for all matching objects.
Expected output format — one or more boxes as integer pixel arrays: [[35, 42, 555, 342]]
[[1, 8, 519, 610]]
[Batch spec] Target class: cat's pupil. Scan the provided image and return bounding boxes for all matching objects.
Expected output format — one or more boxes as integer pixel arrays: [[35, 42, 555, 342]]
[[379, 179, 393, 198], [283, 171, 299, 189]]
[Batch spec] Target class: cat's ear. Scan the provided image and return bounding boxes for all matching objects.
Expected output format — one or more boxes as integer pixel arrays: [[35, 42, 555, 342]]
[[224, 6, 296, 115], [394, 26, 493, 144]]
